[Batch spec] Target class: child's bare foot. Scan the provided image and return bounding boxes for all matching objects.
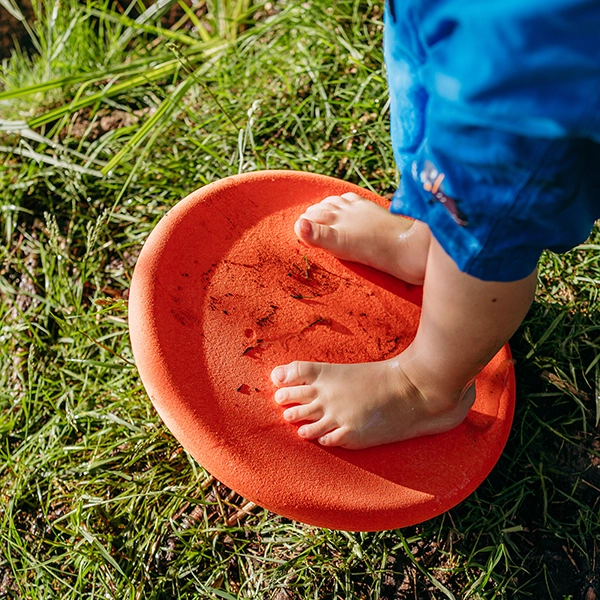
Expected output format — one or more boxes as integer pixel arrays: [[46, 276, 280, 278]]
[[295, 193, 430, 285], [270, 234, 537, 449], [271, 355, 475, 450]]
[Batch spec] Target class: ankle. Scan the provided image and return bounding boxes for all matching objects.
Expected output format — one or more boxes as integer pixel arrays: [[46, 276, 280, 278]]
[[394, 353, 473, 415], [394, 220, 430, 285]]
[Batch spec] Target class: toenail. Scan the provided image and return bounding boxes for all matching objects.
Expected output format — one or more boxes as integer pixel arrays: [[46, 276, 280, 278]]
[[297, 426, 307, 437], [300, 219, 312, 235], [272, 367, 286, 383], [319, 435, 328, 444]]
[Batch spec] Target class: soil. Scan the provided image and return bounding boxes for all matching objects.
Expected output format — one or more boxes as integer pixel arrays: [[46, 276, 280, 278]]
[[62, 107, 143, 141], [516, 436, 600, 599], [0, 0, 33, 59]]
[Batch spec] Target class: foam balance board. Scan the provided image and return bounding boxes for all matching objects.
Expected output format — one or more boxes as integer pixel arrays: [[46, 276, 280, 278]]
[[128, 170, 516, 531]]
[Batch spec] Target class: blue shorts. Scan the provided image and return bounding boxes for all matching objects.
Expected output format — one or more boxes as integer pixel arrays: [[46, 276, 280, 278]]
[[385, 0, 600, 282]]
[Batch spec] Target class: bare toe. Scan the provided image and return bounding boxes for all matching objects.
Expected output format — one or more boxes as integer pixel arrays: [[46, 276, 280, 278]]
[[297, 417, 335, 440], [294, 218, 341, 250], [283, 402, 323, 423], [293, 190, 430, 284], [271, 361, 321, 387], [302, 200, 340, 217], [318, 426, 351, 447], [274, 385, 317, 406], [301, 207, 337, 225]]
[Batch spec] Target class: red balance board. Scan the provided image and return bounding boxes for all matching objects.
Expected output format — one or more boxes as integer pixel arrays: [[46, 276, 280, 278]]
[[128, 170, 516, 531]]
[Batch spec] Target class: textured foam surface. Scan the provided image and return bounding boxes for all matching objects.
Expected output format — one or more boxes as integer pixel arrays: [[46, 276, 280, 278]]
[[128, 170, 516, 531]]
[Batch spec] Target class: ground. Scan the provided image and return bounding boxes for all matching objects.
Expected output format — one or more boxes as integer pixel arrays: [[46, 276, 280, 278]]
[[1, 1, 599, 597]]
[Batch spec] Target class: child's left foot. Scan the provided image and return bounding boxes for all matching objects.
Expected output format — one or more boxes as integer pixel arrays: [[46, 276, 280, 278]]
[[271, 356, 475, 449]]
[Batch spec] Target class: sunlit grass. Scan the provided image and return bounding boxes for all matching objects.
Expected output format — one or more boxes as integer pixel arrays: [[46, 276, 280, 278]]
[[1, 1, 599, 598]]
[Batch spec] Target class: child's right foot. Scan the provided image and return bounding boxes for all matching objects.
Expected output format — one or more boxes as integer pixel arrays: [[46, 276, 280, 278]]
[[294, 192, 430, 285], [272, 355, 476, 449]]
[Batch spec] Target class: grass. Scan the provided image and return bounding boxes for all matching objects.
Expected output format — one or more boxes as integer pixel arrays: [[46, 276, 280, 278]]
[[1, 0, 599, 598]]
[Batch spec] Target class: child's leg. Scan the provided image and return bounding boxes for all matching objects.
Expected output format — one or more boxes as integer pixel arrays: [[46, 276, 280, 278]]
[[271, 215, 536, 450], [400, 235, 536, 405]]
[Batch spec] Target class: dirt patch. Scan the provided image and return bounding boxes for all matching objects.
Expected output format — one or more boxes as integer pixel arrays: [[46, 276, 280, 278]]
[[533, 438, 600, 598], [0, 0, 33, 60], [62, 108, 142, 141]]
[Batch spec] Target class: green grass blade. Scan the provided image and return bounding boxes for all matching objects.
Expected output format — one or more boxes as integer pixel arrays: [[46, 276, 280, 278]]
[[117, 0, 179, 46], [0, 57, 166, 100], [0, 145, 104, 177], [177, 0, 213, 43], [26, 59, 180, 128], [100, 62, 210, 174], [78, 527, 126, 578], [88, 7, 199, 46], [397, 533, 457, 600], [0, 0, 24, 21], [525, 311, 566, 359], [595, 363, 600, 427]]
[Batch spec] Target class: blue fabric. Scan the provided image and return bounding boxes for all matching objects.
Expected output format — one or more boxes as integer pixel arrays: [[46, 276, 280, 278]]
[[384, 0, 600, 281]]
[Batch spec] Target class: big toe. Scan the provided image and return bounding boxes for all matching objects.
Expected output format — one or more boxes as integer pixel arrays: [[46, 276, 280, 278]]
[[271, 361, 322, 387], [294, 217, 340, 251]]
